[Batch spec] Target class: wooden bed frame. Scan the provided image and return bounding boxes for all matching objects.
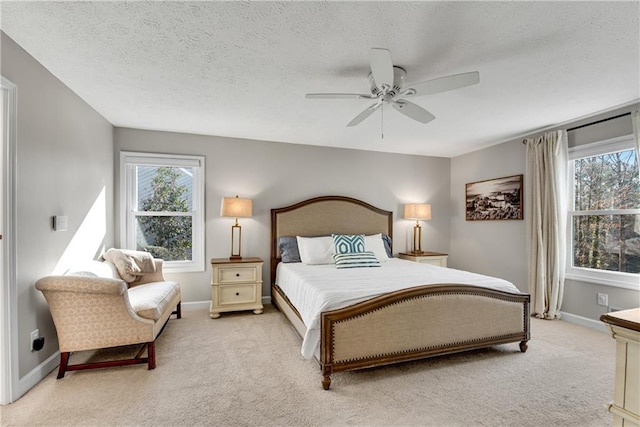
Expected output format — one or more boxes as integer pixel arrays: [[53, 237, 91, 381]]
[[271, 195, 530, 390]]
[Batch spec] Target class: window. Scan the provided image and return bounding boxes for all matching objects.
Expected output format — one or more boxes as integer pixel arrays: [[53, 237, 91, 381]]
[[120, 152, 205, 272], [567, 135, 640, 289]]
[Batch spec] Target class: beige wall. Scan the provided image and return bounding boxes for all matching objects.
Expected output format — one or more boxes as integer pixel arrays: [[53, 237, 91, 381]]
[[114, 127, 452, 302], [451, 105, 640, 320], [449, 138, 527, 290], [1, 32, 114, 379]]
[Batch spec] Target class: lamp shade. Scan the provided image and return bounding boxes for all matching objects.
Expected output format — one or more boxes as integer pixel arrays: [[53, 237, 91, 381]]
[[404, 203, 431, 220], [220, 196, 253, 218]]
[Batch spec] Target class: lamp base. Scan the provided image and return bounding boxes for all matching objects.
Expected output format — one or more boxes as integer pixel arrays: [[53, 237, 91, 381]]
[[412, 223, 423, 255], [230, 224, 243, 260], [406, 250, 424, 256]]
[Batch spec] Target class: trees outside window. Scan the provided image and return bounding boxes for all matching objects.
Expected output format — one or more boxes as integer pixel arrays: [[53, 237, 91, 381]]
[[137, 166, 193, 261]]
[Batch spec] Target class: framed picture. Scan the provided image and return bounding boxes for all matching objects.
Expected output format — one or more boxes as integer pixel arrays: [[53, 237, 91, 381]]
[[465, 174, 523, 221]]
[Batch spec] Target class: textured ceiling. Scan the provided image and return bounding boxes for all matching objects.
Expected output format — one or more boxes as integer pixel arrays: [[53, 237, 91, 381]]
[[1, 1, 639, 157]]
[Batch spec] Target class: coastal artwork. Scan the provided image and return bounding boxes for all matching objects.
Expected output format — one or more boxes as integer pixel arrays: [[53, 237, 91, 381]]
[[465, 175, 523, 221]]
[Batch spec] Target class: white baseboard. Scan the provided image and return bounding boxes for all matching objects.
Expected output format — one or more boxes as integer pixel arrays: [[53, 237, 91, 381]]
[[560, 311, 609, 334], [181, 300, 210, 311], [14, 351, 59, 403], [182, 298, 272, 312]]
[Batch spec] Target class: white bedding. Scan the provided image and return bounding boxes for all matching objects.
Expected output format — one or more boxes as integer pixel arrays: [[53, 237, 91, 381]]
[[275, 258, 522, 359]]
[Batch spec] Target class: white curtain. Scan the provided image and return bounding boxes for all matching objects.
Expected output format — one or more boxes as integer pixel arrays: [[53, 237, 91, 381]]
[[632, 109, 640, 179], [525, 130, 568, 319]]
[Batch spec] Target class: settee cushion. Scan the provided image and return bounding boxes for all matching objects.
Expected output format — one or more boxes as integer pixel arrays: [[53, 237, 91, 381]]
[[128, 281, 180, 321]]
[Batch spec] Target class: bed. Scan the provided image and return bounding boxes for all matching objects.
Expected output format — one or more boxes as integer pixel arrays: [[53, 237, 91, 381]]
[[270, 195, 530, 390]]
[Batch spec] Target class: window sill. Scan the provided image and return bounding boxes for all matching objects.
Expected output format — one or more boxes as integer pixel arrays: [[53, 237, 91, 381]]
[[163, 261, 205, 274], [565, 271, 640, 291]]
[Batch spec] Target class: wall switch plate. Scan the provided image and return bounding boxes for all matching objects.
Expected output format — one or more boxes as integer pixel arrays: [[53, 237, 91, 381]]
[[30, 329, 39, 351], [52, 215, 68, 231], [597, 293, 609, 307]]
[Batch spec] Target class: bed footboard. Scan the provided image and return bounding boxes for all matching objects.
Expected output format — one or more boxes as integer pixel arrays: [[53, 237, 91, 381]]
[[320, 284, 530, 390]]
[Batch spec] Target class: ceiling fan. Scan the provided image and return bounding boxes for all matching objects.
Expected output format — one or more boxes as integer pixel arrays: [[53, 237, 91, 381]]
[[305, 48, 479, 127]]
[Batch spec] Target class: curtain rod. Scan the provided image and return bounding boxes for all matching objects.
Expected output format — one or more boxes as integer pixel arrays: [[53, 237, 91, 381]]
[[522, 111, 632, 144], [566, 112, 631, 132]]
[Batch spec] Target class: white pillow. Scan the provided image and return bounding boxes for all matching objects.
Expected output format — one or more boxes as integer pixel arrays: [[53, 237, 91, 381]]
[[296, 236, 335, 265], [364, 233, 390, 261]]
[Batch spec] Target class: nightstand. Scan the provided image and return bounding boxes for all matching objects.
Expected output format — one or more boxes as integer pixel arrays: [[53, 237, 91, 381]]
[[210, 257, 264, 319], [600, 308, 640, 426], [398, 252, 448, 267]]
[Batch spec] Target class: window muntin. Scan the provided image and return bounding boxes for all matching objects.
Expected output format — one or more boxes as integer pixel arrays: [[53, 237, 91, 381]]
[[567, 135, 640, 288], [121, 153, 204, 272]]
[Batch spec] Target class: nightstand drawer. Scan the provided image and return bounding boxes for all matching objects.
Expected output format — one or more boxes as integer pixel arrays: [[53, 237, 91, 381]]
[[218, 267, 257, 283], [219, 284, 257, 305]]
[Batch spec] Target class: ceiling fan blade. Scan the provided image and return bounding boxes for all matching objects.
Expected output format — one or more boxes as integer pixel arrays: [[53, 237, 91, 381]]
[[305, 93, 375, 99], [406, 71, 480, 97], [347, 102, 381, 127], [370, 48, 394, 89], [392, 99, 435, 124]]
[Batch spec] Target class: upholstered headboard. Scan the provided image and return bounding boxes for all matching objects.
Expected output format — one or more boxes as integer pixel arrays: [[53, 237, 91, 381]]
[[270, 196, 393, 284]]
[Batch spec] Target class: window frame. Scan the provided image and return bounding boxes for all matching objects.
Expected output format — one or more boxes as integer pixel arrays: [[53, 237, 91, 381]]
[[566, 134, 640, 290], [120, 151, 205, 273]]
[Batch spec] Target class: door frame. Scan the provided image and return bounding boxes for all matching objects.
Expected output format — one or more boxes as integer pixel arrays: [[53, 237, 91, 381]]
[[1, 76, 18, 404]]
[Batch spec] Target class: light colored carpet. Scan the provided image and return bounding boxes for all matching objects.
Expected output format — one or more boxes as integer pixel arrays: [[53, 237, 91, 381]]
[[2, 305, 616, 427]]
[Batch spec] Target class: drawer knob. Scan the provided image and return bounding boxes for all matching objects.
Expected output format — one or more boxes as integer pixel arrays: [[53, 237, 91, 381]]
[[236, 273, 240, 277], [235, 292, 240, 296]]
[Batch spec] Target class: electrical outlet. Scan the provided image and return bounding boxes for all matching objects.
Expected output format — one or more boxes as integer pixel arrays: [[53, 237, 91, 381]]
[[30, 329, 39, 351], [597, 293, 608, 307]]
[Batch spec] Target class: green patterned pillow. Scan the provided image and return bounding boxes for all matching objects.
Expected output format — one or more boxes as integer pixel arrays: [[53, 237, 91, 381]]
[[332, 234, 365, 254], [334, 252, 381, 269]]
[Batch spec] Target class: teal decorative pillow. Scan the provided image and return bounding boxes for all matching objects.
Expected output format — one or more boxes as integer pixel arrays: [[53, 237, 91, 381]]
[[332, 234, 365, 254], [334, 252, 381, 269]]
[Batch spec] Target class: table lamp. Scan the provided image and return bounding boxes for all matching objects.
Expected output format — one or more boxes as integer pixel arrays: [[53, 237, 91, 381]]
[[220, 195, 253, 259], [404, 203, 431, 255]]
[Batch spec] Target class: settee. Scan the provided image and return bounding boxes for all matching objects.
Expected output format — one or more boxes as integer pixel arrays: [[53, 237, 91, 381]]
[[35, 249, 181, 378]]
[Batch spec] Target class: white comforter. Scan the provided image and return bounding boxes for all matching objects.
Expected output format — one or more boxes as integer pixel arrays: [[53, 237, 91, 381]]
[[275, 258, 522, 359]]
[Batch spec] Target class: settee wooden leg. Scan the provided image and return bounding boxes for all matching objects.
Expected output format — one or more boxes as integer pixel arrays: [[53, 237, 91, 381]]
[[147, 342, 156, 370], [57, 352, 70, 379], [176, 302, 182, 319]]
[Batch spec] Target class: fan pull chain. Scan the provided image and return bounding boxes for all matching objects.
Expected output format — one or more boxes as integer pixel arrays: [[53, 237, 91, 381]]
[[381, 103, 384, 140]]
